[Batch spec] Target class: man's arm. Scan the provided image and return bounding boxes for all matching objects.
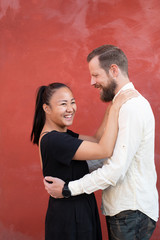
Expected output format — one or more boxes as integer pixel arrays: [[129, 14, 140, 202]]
[[44, 98, 142, 197]]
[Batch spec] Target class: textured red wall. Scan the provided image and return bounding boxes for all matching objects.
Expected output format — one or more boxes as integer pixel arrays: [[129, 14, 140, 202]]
[[0, 0, 160, 239]]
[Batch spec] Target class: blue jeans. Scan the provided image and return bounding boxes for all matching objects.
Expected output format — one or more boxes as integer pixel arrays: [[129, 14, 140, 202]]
[[106, 210, 156, 240]]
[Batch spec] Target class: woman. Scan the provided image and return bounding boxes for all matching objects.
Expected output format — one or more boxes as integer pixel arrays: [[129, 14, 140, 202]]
[[31, 82, 137, 240]]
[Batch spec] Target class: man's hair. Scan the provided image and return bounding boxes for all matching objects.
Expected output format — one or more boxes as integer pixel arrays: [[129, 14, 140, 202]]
[[87, 44, 128, 76]]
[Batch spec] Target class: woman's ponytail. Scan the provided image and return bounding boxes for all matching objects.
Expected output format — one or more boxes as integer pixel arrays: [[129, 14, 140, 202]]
[[30, 86, 46, 145]]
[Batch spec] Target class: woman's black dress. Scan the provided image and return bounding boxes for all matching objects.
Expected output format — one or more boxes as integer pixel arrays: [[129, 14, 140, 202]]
[[40, 129, 102, 240]]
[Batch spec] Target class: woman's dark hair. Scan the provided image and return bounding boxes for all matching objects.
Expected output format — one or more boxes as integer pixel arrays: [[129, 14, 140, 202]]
[[30, 82, 70, 145]]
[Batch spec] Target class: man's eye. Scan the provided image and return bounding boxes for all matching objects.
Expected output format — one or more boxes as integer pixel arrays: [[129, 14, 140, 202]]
[[61, 103, 66, 105], [71, 101, 76, 104]]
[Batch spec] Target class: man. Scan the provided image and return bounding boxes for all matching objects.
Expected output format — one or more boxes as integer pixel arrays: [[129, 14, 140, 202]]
[[44, 45, 159, 240]]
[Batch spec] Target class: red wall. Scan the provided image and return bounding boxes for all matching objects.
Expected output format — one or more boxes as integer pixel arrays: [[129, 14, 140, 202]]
[[0, 0, 160, 239]]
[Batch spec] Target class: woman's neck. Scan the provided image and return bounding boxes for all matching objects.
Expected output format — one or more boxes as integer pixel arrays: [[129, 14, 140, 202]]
[[42, 122, 67, 133]]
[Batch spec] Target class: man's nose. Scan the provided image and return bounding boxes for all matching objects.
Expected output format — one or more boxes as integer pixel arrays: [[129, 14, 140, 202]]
[[91, 77, 96, 86]]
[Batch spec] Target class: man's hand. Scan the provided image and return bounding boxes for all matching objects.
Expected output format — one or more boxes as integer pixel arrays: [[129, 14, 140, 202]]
[[43, 176, 65, 198]]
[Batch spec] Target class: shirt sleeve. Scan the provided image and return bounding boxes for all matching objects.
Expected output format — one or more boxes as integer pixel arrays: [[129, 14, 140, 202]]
[[67, 129, 79, 138], [46, 131, 83, 166], [69, 98, 143, 195]]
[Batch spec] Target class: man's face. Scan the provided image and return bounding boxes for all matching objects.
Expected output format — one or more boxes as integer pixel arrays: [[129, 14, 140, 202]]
[[88, 56, 117, 102]]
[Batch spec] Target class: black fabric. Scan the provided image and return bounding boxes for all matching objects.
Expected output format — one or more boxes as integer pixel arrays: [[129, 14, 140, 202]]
[[40, 129, 102, 240]]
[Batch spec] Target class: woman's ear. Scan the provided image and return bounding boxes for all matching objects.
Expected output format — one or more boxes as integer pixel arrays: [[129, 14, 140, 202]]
[[43, 104, 50, 114]]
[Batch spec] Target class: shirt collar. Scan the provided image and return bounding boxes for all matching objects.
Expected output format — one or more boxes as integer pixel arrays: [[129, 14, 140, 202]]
[[112, 82, 135, 102]]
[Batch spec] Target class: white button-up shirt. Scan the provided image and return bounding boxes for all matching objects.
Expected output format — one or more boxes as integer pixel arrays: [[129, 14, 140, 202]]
[[69, 82, 159, 221]]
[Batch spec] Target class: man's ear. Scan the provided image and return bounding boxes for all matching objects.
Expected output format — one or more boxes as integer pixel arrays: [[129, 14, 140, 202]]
[[109, 64, 119, 78], [43, 104, 50, 114]]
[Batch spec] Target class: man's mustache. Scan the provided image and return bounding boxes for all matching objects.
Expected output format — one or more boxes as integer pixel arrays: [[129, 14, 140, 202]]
[[94, 84, 101, 89]]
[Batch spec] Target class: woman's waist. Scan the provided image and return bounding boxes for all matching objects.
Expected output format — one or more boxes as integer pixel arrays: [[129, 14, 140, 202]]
[[43, 173, 89, 183], [49, 192, 95, 202]]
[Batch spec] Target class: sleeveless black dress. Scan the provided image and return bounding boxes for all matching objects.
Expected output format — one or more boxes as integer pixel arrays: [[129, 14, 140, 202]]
[[40, 129, 102, 240]]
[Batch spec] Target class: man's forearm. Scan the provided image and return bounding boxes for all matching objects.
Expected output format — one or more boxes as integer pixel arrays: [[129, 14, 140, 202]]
[[68, 163, 112, 196]]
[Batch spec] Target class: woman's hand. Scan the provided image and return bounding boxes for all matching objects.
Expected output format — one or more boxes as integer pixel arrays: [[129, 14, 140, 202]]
[[112, 89, 139, 111]]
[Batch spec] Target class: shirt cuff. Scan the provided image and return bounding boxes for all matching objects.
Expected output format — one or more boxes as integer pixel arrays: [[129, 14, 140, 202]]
[[68, 180, 85, 196]]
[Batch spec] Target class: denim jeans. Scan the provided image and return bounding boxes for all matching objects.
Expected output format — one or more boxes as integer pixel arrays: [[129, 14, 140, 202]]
[[106, 210, 156, 240]]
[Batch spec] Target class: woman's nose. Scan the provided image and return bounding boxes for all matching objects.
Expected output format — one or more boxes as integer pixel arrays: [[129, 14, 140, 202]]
[[66, 104, 73, 112]]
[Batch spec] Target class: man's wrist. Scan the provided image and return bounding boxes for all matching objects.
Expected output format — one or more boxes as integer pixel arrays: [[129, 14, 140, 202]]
[[62, 182, 71, 198]]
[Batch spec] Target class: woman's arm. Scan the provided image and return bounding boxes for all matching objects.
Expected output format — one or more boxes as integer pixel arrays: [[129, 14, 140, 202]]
[[73, 89, 138, 161], [94, 103, 112, 141], [79, 103, 111, 143], [73, 104, 119, 160]]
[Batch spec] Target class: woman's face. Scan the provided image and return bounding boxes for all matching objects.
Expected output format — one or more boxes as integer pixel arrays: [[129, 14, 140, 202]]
[[46, 87, 77, 130]]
